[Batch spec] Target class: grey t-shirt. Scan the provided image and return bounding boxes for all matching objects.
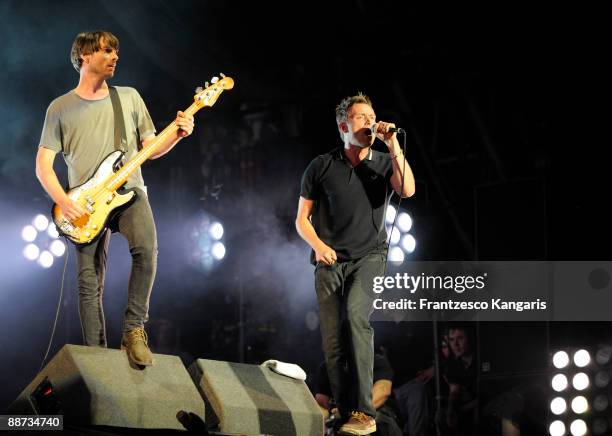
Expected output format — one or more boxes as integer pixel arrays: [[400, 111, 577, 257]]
[[39, 86, 156, 192]]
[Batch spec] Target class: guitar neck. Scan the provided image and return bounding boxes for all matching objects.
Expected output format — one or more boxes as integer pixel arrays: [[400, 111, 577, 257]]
[[106, 102, 201, 191]]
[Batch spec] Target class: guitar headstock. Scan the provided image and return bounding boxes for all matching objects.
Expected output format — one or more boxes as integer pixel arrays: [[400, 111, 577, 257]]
[[194, 74, 235, 109]]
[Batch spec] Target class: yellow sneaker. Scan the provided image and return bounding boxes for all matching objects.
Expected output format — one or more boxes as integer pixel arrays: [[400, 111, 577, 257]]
[[338, 411, 376, 435]]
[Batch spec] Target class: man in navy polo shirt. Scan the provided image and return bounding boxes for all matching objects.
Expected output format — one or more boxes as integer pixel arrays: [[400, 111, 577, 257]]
[[296, 93, 415, 435]]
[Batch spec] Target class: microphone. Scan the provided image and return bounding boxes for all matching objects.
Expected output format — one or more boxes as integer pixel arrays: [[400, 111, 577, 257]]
[[370, 123, 403, 135]]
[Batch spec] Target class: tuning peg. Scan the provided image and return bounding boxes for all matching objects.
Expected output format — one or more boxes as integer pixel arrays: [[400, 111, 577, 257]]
[[220, 73, 226, 78], [195, 86, 203, 94], [205, 81, 209, 88], [211, 76, 219, 84]]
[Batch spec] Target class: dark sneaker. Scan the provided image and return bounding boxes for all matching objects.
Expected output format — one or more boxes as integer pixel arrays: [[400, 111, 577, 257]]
[[338, 411, 376, 435], [121, 327, 154, 366]]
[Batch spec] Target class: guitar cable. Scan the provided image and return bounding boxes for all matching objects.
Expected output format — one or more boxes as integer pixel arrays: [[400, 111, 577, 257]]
[[38, 236, 70, 373]]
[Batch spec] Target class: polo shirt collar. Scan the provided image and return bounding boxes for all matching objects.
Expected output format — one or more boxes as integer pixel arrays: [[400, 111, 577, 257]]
[[336, 147, 374, 161]]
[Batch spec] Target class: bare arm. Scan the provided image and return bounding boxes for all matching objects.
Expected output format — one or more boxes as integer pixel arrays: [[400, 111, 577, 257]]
[[314, 393, 331, 419], [35, 147, 86, 221], [147, 111, 195, 160], [295, 196, 337, 265], [376, 121, 415, 197], [372, 379, 393, 410]]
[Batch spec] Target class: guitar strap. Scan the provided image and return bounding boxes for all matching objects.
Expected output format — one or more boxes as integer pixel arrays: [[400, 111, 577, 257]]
[[109, 86, 127, 153]]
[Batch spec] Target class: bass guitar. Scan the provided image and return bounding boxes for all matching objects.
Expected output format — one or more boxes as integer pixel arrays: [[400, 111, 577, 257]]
[[52, 74, 234, 245]]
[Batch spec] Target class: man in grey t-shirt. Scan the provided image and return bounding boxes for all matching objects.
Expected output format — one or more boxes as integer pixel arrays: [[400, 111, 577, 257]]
[[35, 30, 195, 366]]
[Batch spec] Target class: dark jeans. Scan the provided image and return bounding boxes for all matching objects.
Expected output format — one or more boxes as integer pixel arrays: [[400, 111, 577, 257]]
[[75, 188, 157, 346], [315, 251, 386, 418]]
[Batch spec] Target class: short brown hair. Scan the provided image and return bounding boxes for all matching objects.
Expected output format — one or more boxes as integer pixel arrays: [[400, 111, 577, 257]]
[[335, 92, 373, 124], [70, 31, 119, 72]]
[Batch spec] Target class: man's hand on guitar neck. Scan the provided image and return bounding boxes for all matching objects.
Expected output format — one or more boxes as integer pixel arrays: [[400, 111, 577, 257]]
[[175, 111, 194, 138]]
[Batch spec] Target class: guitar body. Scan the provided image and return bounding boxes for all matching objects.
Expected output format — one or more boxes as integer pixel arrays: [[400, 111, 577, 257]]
[[52, 150, 136, 245]]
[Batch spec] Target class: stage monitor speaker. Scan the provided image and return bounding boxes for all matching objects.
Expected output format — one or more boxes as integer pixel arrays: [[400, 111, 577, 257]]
[[189, 358, 324, 436], [10, 344, 205, 430]]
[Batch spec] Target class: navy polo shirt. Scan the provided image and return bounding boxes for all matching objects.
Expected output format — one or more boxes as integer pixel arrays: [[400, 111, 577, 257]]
[[300, 147, 393, 264]]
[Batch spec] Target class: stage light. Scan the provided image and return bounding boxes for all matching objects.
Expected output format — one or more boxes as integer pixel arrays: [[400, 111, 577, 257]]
[[385, 205, 397, 224], [569, 419, 587, 436], [552, 374, 568, 392], [188, 211, 227, 272], [211, 242, 226, 260], [49, 240, 66, 257], [23, 244, 40, 260], [47, 224, 60, 239], [549, 420, 565, 436], [389, 246, 405, 262], [397, 212, 412, 232], [574, 349, 591, 368], [549, 397, 567, 415], [572, 373, 590, 391], [594, 370, 610, 388], [553, 351, 570, 369], [593, 394, 608, 412], [400, 234, 416, 254], [595, 347, 611, 365], [388, 227, 401, 245], [22, 213, 67, 268], [385, 205, 416, 260], [38, 251, 54, 268], [592, 418, 608, 435], [22, 225, 37, 242], [209, 222, 224, 240], [571, 396, 588, 414], [33, 214, 49, 231]]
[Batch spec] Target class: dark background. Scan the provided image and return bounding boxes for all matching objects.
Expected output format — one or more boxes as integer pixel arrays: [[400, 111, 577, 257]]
[[1, 0, 609, 428]]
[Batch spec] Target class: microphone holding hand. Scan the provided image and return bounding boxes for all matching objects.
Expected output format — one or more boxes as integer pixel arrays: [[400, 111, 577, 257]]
[[370, 122, 404, 143]]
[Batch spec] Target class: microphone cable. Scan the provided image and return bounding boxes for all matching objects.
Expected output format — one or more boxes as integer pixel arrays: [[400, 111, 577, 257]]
[[38, 236, 70, 373], [382, 129, 408, 278]]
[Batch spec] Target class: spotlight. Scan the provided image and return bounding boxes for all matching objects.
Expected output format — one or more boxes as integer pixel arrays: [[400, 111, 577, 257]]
[[400, 234, 416, 254], [22, 225, 37, 242], [552, 374, 568, 392], [549, 420, 565, 436], [593, 394, 608, 412], [38, 251, 54, 269], [574, 349, 591, 368], [33, 214, 49, 231], [595, 347, 611, 366], [386, 204, 416, 261], [570, 396, 588, 414], [49, 240, 66, 257], [572, 373, 590, 391], [553, 351, 570, 369], [592, 418, 608, 436], [23, 244, 40, 260], [594, 370, 610, 388], [385, 205, 396, 224], [397, 212, 412, 232], [569, 419, 587, 436], [188, 212, 227, 272], [21, 214, 67, 268], [389, 246, 405, 263], [549, 397, 567, 415], [211, 242, 226, 260], [209, 222, 224, 240]]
